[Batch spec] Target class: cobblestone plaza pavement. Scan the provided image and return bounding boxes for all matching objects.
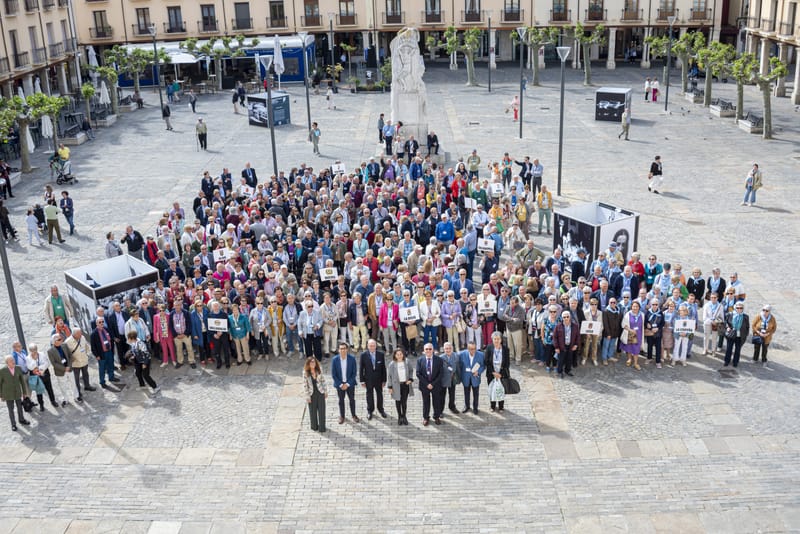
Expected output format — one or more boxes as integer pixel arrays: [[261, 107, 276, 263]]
[[0, 63, 798, 533]]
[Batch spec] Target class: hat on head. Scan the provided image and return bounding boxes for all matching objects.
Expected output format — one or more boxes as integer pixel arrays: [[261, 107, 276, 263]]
[[608, 242, 617, 249]]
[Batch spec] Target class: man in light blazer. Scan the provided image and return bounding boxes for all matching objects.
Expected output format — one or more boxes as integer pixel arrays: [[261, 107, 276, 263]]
[[332, 342, 360, 424], [359, 339, 387, 420], [458, 341, 485, 414]]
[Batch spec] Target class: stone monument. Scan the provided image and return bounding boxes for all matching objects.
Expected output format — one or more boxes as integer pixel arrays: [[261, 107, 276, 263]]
[[390, 28, 428, 145]]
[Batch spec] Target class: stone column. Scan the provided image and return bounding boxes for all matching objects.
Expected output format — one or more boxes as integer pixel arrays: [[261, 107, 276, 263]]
[[41, 70, 52, 95], [679, 26, 687, 38], [775, 42, 788, 96], [489, 27, 497, 69], [747, 34, 759, 56], [4, 81, 13, 98], [22, 74, 34, 96], [759, 37, 770, 75], [640, 27, 651, 68], [607, 28, 617, 69], [792, 46, 800, 105], [58, 63, 69, 95]]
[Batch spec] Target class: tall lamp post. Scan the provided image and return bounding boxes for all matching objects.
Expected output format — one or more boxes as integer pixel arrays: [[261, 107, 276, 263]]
[[148, 25, 164, 111], [664, 15, 676, 113], [264, 57, 279, 177], [0, 239, 26, 348], [516, 26, 527, 139], [298, 31, 312, 131], [556, 45, 571, 197], [328, 13, 336, 91]]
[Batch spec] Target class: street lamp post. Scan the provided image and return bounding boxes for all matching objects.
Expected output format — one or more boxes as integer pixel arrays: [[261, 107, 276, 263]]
[[0, 238, 26, 348], [298, 31, 312, 131], [328, 14, 336, 91], [556, 45, 571, 197], [488, 16, 492, 93], [665, 15, 676, 113], [516, 26, 527, 139], [148, 25, 164, 112], [264, 58, 279, 178]]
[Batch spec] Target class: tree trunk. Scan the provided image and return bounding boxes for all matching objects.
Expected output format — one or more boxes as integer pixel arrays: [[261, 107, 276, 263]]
[[50, 113, 60, 149], [133, 74, 141, 94], [109, 81, 119, 115], [662, 64, 668, 86], [735, 82, 744, 121], [465, 51, 477, 86], [583, 44, 592, 85], [531, 45, 541, 86], [760, 81, 772, 139], [215, 58, 223, 89], [85, 98, 92, 126], [680, 56, 689, 93], [19, 120, 32, 173], [703, 72, 712, 107]]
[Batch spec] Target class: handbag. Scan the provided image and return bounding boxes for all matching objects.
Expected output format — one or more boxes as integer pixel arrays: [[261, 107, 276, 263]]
[[405, 323, 418, 340], [724, 328, 736, 340], [752, 335, 763, 345], [501, 377, 520, 395], [455, 317, 466, 334], [22, 397, 35, 413], [488, 378, 505, 402]]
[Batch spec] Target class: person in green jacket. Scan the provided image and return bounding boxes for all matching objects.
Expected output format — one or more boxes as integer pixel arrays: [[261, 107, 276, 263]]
[[0, 355, 30, 431]]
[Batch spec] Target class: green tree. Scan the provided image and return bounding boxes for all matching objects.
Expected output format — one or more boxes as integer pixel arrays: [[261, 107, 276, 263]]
[[572, 22, 606, 86], [105, 45, 170, 94], [4, 94, 68, 172], [379, 57, 392, 85], [753, 57, 788, 139], [26, 93, 68, 150], [424, 35, 445, 61], [181, 35, 260, 90], [695, 42, 735, 107], [511, 27, 559, 86], [730, 52, 758, 121], [94, 65, 119, 115], [672, 31, 706, 94], [80, 83, 96, 128], [430, 27, 482, 86], [340, 43, 357, 81], [644, 34, 670, 83]]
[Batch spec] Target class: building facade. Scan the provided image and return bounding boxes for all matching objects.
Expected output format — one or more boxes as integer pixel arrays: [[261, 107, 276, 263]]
[[744, 0, 799, 102], [0, 0, 81, 98]]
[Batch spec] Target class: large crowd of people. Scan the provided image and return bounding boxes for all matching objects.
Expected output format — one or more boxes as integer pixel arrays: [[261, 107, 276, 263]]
[[1, 150, 779, 432]]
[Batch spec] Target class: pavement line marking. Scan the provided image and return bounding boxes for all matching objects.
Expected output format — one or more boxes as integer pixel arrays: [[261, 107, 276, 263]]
[[443, 95, 467, 150], [262, 372, 304, 466]]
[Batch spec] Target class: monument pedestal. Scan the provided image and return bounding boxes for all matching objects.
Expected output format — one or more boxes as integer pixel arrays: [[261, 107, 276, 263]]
[[394, 91, 428, 143]]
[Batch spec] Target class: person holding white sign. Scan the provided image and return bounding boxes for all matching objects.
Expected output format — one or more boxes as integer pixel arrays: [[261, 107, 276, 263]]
[[671, 304, 693, 366], [644, 299, 665, 368], [581, 299, 603, 366], [207, 301, 231, 369], [419, 290, 442, 351]]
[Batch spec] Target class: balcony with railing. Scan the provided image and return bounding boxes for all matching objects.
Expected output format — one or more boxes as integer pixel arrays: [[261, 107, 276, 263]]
[[57, 0, 67, 6], [585, 6, 606, 21], [197, 19, 218, 32], [550, 8, 571, 22], [231, 17, 253, 30], [382, 12, 404, 24], [689, 7, 710, 20], [778, 22, 793, 35], [24, 0, 38, 11], [621, 7, 643, 20], [49, 42, 65, 57], [746, 16, 759, 28], [131, 24, 152, 37], [0, 58, 10, 75], [421, 9, 444, 23], [89, 26, 114, 39], [461, 9, 483, 22], [14, 52, 30, 69], [267, 15, 288, 27], [301, 14, 321, 26], [164, 21, 187, 33], [656, 7, 677, 20], [32, 47, 47, 64], [760, 17, 774, 32], [501, 8, 523, 22], [65, 37, 76, 52], [42, 0, 54, 8], [337, 13, 357, 25], [4, 0, 18, 14]]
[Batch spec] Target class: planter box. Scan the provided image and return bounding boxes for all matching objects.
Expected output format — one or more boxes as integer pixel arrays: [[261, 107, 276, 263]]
[[737, 119, 763, 134], [118, 102, 137, 113], [61, 132, 88, 146], [95, 114, 117, 128], [684, 92, 703, 104], [709, 105, 735, 118]]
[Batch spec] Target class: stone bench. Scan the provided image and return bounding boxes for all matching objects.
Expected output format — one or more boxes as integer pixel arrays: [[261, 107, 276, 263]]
[[61, 131, 88, 146], [737, 111, 763, 134], [685, 91, 703, 104], [95, 114, 117, 128], [710, 98, 736, 118]]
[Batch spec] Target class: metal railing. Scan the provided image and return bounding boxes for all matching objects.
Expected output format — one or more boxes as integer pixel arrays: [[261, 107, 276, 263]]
[[689, 7, 710, 20], [42, 0, 54, 8], [501, 8, 523, 22], [197, 20, 218, 32], [0, 57, 9, 74], [549, 8, 571, 22], [14, 52, 30, 69], [49, 42, 65, 57], [760, 18, 774, 31], [621, 7, 643, 20], [421, 10, 444, 23], [89, 26, 114, 38], [585, 7, 606, 21], [461, 9, 483, 22], [57, 0, 67, 6], [337, 13, 357, 25], [746, 16, 758, 27], [32, 46, 47, 64], [131, 24, 152, 36], [382, 12, 404, 24], [656, 7, 676, 20], [163, 21, 186, 33], [24, 0, 37, 11], [301, 14, 322, 26], [268, 16, 288, 27], [4, 0, 18, 14], [778, 21, 792, 35], [65, 37, 76, 52], [231, 17, 253, 30]]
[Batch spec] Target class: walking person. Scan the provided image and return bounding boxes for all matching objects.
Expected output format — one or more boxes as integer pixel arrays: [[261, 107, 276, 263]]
[[618, 108, 631, 140], [508, 95, 520, 121], [125, 331, 159, 393], [741, 163, 762, 206], [309, 122, 321, 155], [647, 155, 663, 194], [651, 77, 660, 102], [387, 348, 414, 425], [26, 208, 43, 246], [644, 77, 651, 101], [59, 191, 75, 235], [0, 355, 30, 431], [326, 85, 335, 110], [196, 118, 207, 150], [377, 113, 385, 143], [162, 104, 173, 131], [303, 357, 327, 432], [188, 90, 197, 113], [44, 199, 65, 244], [232, 89, 240, 114]]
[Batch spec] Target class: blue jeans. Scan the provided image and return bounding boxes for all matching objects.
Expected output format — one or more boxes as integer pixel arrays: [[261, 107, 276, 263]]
[[98, 350, 115, 384], [601, 336, 617, 361], [742, 186, 756, 204], [285, 326, 301, 353], [64, 213, 74, 234], [423, 325, 438, 350], [533, 338, 544, 361]]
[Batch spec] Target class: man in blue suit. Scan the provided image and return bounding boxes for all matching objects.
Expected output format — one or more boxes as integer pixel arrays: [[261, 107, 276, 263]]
[[458, 341, 485, 414], [332, 342, 360, 424], [416, 343, 444, 426]]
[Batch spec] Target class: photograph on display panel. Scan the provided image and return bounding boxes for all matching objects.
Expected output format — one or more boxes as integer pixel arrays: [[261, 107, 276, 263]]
[[554, 213, 595, 265]]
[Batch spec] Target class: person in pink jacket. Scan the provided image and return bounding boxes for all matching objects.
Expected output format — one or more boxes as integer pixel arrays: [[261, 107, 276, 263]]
[[378, 296, 400, 353], [152, 305, 176, 367]]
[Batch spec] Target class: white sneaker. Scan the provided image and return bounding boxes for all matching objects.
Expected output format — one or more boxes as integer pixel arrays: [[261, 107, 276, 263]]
[[153, 386, 161, 394], [160, 362, 167, 368], [740, 202, 746, 206]]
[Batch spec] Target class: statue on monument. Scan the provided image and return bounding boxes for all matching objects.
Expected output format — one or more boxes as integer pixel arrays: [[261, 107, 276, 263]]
[[389, 28, 427, 139]]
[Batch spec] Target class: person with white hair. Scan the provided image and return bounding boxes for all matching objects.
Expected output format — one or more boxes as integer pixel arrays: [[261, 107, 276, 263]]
[[25, 343, 58, 411], [63, 328, 96, 400], [0, 355, 30, 431], [751, 304, 777, 363]]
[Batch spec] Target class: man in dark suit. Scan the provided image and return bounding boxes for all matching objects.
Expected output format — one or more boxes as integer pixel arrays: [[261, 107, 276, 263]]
[[241, 162, 257, 187], [484, 332, 510, 411], [170, 296, 195, 369], [554, 311, 580, 378], [591, 280, 616, 311], [610, 265, 640, 300], [359, 339, 387, 420], [332, 342, 360, 424], [570, 248, 589, 284], [106, 301, 130, 370], [426, 131, 439, 155], [90, 317, 118, 388], [0, 355, 30, 431], [458, 342, 485, 414], [404, 135, 419, 163], [416, 343, 443, 425]]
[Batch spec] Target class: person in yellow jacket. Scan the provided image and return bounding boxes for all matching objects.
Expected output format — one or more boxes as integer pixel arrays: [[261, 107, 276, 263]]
[[536, 185, 553, 235]]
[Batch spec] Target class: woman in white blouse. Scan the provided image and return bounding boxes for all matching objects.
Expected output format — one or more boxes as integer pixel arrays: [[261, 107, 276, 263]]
[[387, 349, 414, 426], [25, 343, 58, 410]]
